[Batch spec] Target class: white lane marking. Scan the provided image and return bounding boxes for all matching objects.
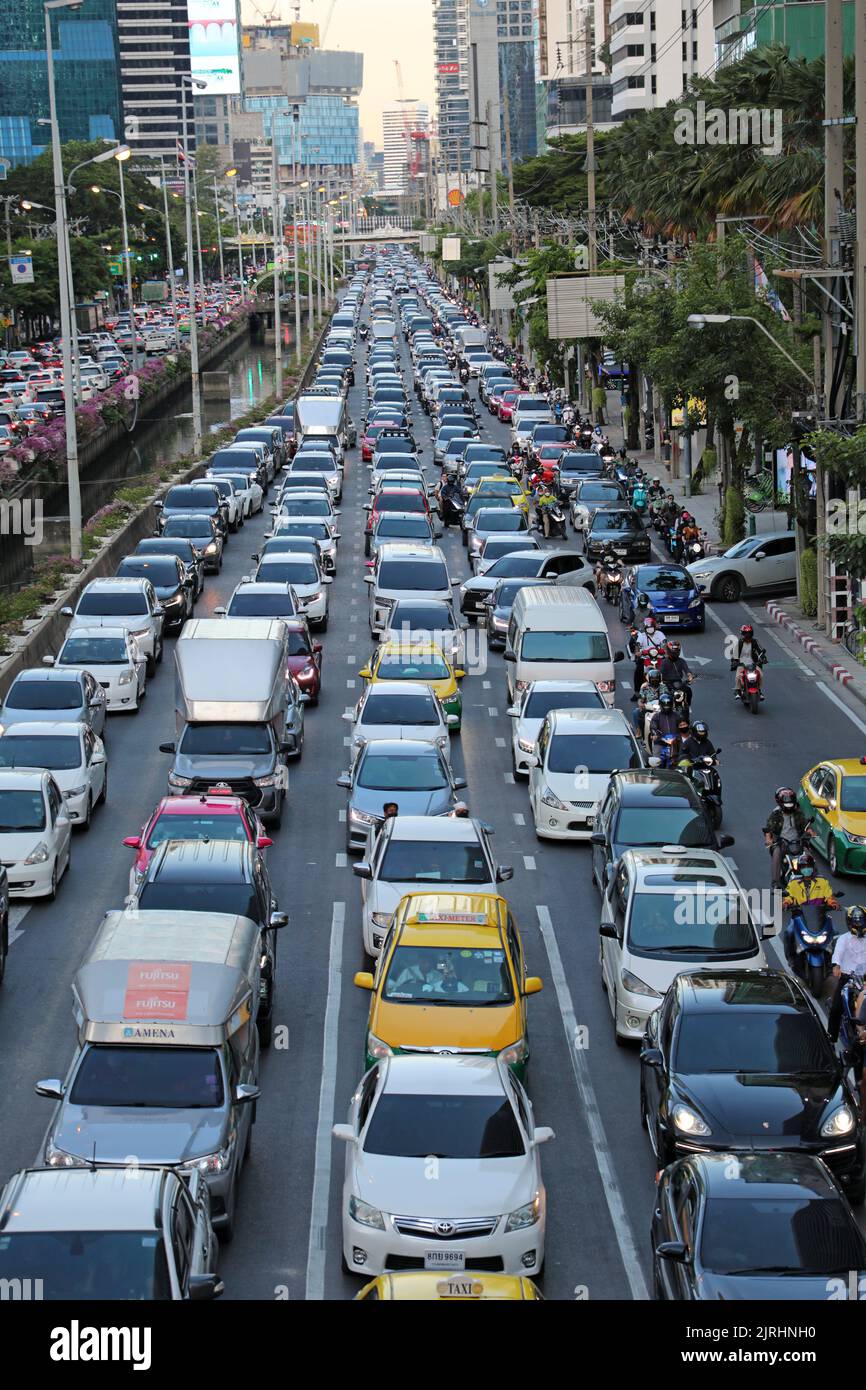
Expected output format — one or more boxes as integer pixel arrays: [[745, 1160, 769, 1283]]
[[535, 905, 650, 1301], [338, 809, 346, 822], [816, 680, 866, 736], [343, 736, 351, 747], [619, 681, 631, 691], [495, 736, 506, 747], [513, 812, 525, 825], [503, 772, 515, 783], [523, 855, 536, 870], [483, 680, 491, 689], [335, 851, 348, 868], [347, 655, 356, 663], [8, 905, 30, 946], [344, 706, 354, 716], [346, 679, 356, 688], [488, 706, 498, 717], [350, 615, 358, 623], [305, 901, 346, 1302]]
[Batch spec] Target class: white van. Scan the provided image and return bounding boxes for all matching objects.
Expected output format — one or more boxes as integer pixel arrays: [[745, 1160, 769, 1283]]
[[504, 586, 624, 706]]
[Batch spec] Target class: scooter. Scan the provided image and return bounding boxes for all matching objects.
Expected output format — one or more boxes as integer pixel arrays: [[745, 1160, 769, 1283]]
[[536, 499, 567, 540], [784, 898, 839, 997], [439, 493, 466, 528], [679, 752, 723, 828], [650, 731, 679, 768], [838, 972, 866, 1067], [600, 555, 623, 605], [737, 665, 764, 714]]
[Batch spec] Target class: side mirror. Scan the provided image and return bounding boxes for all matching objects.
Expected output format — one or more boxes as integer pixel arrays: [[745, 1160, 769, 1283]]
[[269, 911, 288, 929], [278, 741, 294, 755], [35, 1079, 65, 1100], [655, 1241, 689, 1265], [188, 1273, 224, 1302], [524, 754, 539, 769], [235, 1083, 261, 1105], [503, 651, 516, 663], [354, 971, 375, 990], [613, 650, 625, 663], [505, 705, 519, 718], [753, 551, 765, 561], [213, 606, 227, 616], [60, 606, 73, 617], [718, 833, 735, 848], [640, 1047, 664, 1069], [42, 654, 55, 666], [647, 756, 661, 768], [524, 976, 543, 996], [257, 835, 274, 849], [352, 860, 373, 879], [364, 574, 375, 584], [599, 921, 618, 940], [336, 773, 352, 789], [332, 1123, 355, 1144], [590, 831, 606, 846], [531, 1125, 555, 1146], [122, 835, 141, 849], [453, 668, 466, 680], [158, 742, 176, 754], [358, 666, 372, 679], [453, 777, 468, 790]]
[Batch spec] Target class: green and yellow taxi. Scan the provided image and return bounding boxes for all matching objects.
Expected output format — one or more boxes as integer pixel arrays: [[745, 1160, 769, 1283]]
[[358, 639, 465, 727], [797, 758, 866, 876]]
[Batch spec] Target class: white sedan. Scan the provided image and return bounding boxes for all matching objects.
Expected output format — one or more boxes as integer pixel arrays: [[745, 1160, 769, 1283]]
[[343, 680, 454, 759], [252, 554, 332, 629], [0, 767, 71, 898], [526, 708, 644, 840], [205, 469, 263, 519], [51, 627, 147, 712], [0, 721, 106, 830], [334, 1055, 552, 1278], [506, 680, 605, 778]]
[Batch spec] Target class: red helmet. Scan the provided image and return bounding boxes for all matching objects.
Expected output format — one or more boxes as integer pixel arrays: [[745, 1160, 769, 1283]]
[[666, 640, 681, 658], [741, 624, 754, 640]]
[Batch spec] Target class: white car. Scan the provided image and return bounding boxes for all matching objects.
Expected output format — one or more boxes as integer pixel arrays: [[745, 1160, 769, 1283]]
[[507, 680, 606, 778], [0, 767, 71, 898], [599, 847, 772, 1043], [474, 536, 541, 578], [687, 531, 797, 603], [526, 708, 644, 840], [144, 332, 172, 352], [344, 680, 455, 759], [252, 553, 332, 628], [0, 721, 106, 830], [61, 578, 165, 675], [204, 469, 263, 519], [192, 476, 242, 531], [352, 814, 511, 957], [50, 626, 147, 712], [334, 1055, 552, 1278]]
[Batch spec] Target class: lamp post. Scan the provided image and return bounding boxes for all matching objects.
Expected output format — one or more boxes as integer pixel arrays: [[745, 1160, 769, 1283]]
[[315, 184, 325, 320], [271, 125, 283, 400], [180, 73, 206, 454], [211, 175, 226, 311], [225, 167, 245, 299], [299, 181, 314, 327], [290, 107, 302, 363], [686, 314, 817, 393], [44, 0, 83, 560], [158, 156, 180, 348]]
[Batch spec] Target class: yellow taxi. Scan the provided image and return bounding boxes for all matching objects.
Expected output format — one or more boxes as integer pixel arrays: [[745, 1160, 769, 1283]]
[[355, 1271, 543, 1300], [353, 891, 542, 1078], [473, 475, 531, 517], [797, 758, 866, 876], [359, 640, 465, 727]]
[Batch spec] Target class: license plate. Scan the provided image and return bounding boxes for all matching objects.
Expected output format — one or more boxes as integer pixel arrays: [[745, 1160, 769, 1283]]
[[665, 614, 679, 622], [614, 546, 628, 555], [586, 815, 595, 828], [424, 1250, 466, 1271]]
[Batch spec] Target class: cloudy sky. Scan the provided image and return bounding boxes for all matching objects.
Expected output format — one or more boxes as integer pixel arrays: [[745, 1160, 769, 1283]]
[[240, 0, 435, 149]]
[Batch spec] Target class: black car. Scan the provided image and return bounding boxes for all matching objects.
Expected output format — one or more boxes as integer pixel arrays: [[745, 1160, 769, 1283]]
[[159, 512, 223, 573], [210, 446, 267, 491], [584, 506, 650, 562], [115, 554, 194, 632], [234, 425, 284, 474], [652, 1150, 866, 1301], [132, 839, 287, 1047], [557, 451, 606, 495], [568, 477, 627, 527], [591, 770, 734, 892], [134, 536, 204, 597], [157, 483, 228, 540], [642, 970, 866, 1201]]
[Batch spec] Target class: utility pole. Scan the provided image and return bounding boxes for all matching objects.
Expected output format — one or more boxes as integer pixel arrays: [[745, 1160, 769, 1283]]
[[487, 98, 499, 234], [584, 7, 597, 272], [821, 0, 846, 630], [159, 157, 179, 349], [855, 0, 866, 422], [291, 108, 302, 363], [271, 133, 282, 401], [502, 81, 516, 257]]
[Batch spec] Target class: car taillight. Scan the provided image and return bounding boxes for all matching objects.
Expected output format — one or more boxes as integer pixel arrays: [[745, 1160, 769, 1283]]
[[597, 679, 616, 693]]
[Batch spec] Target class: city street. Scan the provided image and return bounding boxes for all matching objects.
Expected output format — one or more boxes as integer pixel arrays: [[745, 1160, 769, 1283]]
[[2, 308, 865, 1301]]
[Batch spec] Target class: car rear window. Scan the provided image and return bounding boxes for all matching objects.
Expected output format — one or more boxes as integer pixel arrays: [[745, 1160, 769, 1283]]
[[378, 560, 448, 591], [363, 1095, 524, 1158], [70, 1045, 224, 1109], [76, 592, 148, 616]]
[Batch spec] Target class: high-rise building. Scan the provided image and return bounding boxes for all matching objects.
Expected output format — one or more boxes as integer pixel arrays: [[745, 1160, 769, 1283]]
[[715, 0, 856, 69], [433, 0, 470, 178], [382, 102, 429, 194], [116, 1, 196, 158], [538, 1, 614, 140], [0, 0, 123, 169], [241, 42, 363, 181], [608, 1, 716, 121]]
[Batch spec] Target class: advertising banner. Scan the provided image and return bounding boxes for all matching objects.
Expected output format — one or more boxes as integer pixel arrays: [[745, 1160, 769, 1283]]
[[187, 0, 242, 95]]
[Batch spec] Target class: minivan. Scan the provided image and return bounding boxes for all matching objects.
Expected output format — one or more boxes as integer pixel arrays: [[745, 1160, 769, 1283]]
[[504, 586, 624, 706]]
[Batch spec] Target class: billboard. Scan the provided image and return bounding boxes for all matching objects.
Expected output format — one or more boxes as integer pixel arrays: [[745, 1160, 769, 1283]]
[[187, 0, 241, 95], [441, 237, 461, 261], [546, 274, 626, 339]]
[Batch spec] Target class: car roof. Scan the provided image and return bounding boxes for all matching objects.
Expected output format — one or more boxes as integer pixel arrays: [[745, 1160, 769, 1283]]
[[60, 625, 130, 640], [0, 767, 48, 789], [0, 720, 85, 739], [359, 738, 441, 757], [381, 1053, 504, 1097], [154, 793, 248, 816], [547, 708, 631, 733], [674, 969, 808, 1014], [612, 768, 702, 804], [524, 679, 599, 693], [377, 544, 443, 561], [363, 681, 436, 699], [11, 667, 85, 684], [386, 814, 483, 843], [147, 838, 253, 881], [624, 847, 734, 886], [232, 580, 296, 594], [0, 1167, 167, 1233], [82, 577, 150, 592]]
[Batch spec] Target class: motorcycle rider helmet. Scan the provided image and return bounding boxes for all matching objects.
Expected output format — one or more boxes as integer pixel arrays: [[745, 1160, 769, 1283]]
[[636, 593, 650, 610], [646, 669, 662, 689], [692, 720, 709, 739], [795, 849, 815, 879], [846, 906, 866, 937], [740, 624, 754, 640], [681, 511, 692, 524], [666, 640, 682, 659], [775, 786, 796, 811], [658, 692, 673, 712], [643, 616, 657, 631]]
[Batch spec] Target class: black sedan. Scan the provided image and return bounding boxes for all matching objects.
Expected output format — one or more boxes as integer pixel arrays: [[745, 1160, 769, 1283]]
[[652, 1151, 866, 1300], [591, 769, 733, 892], [115, 554, 195, 632], [641, 970, 866, 1203], [584, 506, 650, 562]]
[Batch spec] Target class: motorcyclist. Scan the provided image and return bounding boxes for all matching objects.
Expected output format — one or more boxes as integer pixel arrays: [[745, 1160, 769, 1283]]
[[679, 719, 717, 762], [534, 484, 559, 537], [629, 615, 667, 698], [632, 666, 665, 735], [458, 362, 470, 385], [648, 691, 681, 761], [438, 472, 464, 526], [782, 849, 839, 967], [660, 639, 694, 708], [595, 551, 623, 601], [827, 905, 866, 1045], [631, 477, 648, 514], [732, 623, 767, 700], [763, 787, 816, 889]]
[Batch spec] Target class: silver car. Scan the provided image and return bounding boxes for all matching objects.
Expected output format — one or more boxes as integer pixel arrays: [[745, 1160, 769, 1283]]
[[338, 738, 467, 853], [0, 667, 107, 737], [0, 720, 107, 829]]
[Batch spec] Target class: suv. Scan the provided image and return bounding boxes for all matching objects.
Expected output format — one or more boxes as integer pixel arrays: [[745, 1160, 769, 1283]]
[[0, 1166, 222, 1300], [61, 577, 165, 675], [131, 838, 287, 1047], [687, 532, 797, 603], [366, 543, 456, 637], [157, 483, 228, 538]]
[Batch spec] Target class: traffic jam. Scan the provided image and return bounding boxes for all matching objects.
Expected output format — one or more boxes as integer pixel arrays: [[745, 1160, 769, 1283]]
[[2, 248, 866, 1307]]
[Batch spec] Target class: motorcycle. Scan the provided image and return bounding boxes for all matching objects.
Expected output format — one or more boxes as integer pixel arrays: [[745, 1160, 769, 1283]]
[[439, 493, 466, 528], [838, 972, 866, 1067], [769, 826, 815, 891], [359, 324, 369, 341], [785, 898, 839, 997], [684, 534, 706, 563], [650, 731, 679, 768], [600, 556, 623, 605], [678, 752, 723, 828], [535, 499, 567, 540], [738, 665, 763, 715]]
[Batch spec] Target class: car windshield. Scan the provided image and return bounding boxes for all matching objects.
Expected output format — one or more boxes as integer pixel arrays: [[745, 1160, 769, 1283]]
[[521, 631, 610, 663], [547, 732, 639, 773], [376, 494, 425, 515], [76, 592, 148, 616], [468, 496, 511, 518], [484, 539, 534, 561], [627, 889, 757, 957], [616, 806, 713, 847], [279, 522, 328, 541], [146, 812, 249, 848], [60, 637, 128, 665], [228, 592, 297, 617], [700, 1196, 866, 1276], [357, 752, 447, 791], [294, 458, 336, 473], [163, 518, 213, 538], [178, 723, 273, 756], [0, 789, 46, 829], [0, 1231, 171, 1301], [383, 946, 513, 1004], [375, 438, 413, 453], [362, 693, 439, 726], [480, 512, 524, 533], [577, 482, 621, 499], [592, 511, 641, 531], [377, 561, 447, 591], [675, 1011, 834, 1074], [116, 559, 178, 584], [5, 679, 81, 710], [488, 556, 542, 579], [390, 604, 454, 632], [524, 689, 604, 717], [638, 567, 691, 592], [70, 1046, 224, 1108], [257, 562, 318, 585], [137, 882, 259, 919], [0, 736, 80, 771], [376, 517, 431, 539], [165, 487, 213, 508], [363, 1094, 524, 1158], [534, 425, 568, 441], [478, 483, 519, 499], [280, 500, 330, 516], [840, 778, 866, 812], [378, 652, 449, 681], [378, 839, 489, 884], [286, 630, 312, 656]]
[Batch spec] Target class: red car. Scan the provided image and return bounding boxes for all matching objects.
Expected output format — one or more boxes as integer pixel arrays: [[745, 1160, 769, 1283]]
[[364, 487, 431, 546], [284, 616, 323, 703], [361, 422, 390, 463], [498, 388, 522, 423], [122, 791, 272, 893]]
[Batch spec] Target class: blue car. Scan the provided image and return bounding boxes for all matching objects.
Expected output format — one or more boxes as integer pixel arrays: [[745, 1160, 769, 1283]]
[[620, 563, 706, 631]]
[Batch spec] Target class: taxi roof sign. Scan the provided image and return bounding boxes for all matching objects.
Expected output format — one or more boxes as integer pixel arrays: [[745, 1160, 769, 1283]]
[[436, 1277, 484, 1298], [416, 912, 489, 925]]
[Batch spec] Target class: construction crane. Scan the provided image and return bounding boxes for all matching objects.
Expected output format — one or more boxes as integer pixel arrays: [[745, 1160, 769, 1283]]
[[249, 1, 303, 25], [394, 60, 420, 183], [320, 0, 339, 45]]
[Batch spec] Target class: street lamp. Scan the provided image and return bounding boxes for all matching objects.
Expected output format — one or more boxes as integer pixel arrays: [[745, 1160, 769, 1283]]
[[686, 313, 816, 394], [88, 147, 137, 370], [290, 105, 302, 364], [44, 0, 83, 560], [225, 167, 245, 299], [180, 73, 206, 454], [211, 175, 227, 312]]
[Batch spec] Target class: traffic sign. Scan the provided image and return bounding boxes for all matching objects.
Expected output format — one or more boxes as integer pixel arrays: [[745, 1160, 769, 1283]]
[[107, 258, 123, 276]]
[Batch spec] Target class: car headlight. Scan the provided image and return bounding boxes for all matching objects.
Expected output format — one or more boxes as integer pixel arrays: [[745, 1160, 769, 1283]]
[[254, 773, 280, 787], [167, 773, 192, 788], [671, 1103, 712, 1138], [130, 627, 150, 639], [844, 831, 866, 846], [540, 786, 568, 811], [518, 737, 536, 753], [505, 1193, 541, 1232], [349, 1195, 385, 1230], [821, 1105, 856, 1139], [183, 1146, 231, 1174], [491, 616, 508, 631], [24, 841, 49, 865], [64, 785, 88, 798], [620, 969, 661, 999], [367, 1031, 393, 1060], [688, 595, 703, 607], [117, 667, 135, 685], [349, 807, 376, 826], [305, 590, 324, 603], [205, 541, 218, 553], [45, 1143, 88, 1169], [499, 1037, 527, 1068], [691, 570, 712, 581], [370, 912, 392, 928]]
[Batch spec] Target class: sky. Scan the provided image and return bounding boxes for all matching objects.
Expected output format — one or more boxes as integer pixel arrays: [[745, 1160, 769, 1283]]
[[240, 0, 435, 149]]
